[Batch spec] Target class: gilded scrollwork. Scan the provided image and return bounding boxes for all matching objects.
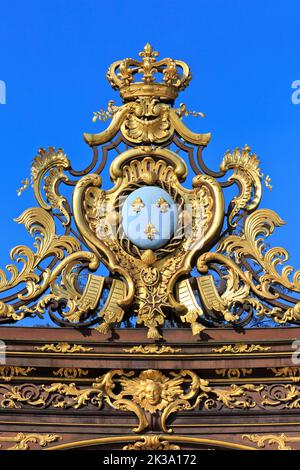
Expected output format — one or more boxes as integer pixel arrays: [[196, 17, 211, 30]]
[[34, 342, 93, 353], [121, 98, 173, 144], [52, 368, 89, 379], [212, 344, 271, 354], [75, 144, 223, 338], [219, 209, 300, 294], [268, 367, 300, 382], [242, 433, 300, 451], [0, 208, 80, 296], [220, 145, 262, 227], [123, 436, 180, 450], [0, 366, 35, 382], [1, 369, 295, 435], [0, 207, 91, 324], [0, 433, 60, 450], [215, 368, 253, 379], [31, 147, 71, 225], [0, 381, 103, 410], [196, 206, 300, 327], [259, 384, 300, 408], [0, 43, 300, 333], [123, 345, 182, 354]]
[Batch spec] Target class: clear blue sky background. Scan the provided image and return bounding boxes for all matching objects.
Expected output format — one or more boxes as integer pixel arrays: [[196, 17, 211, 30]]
[[0, 0, 299, 273]]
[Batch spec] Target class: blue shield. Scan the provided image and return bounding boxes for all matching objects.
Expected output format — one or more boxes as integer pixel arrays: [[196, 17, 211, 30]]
[[121, 186, 178, 250]]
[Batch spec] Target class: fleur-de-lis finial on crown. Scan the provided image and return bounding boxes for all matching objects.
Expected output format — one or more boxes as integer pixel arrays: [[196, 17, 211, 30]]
[[106, 43, 192, 103], [138, 43, 159, 83]]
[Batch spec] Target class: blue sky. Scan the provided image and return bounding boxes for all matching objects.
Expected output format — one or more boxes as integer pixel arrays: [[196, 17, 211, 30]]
[[0, 0, 300, 274]]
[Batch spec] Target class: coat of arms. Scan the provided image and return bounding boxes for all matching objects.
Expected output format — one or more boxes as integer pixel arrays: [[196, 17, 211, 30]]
[[0, 44, 299, 340]]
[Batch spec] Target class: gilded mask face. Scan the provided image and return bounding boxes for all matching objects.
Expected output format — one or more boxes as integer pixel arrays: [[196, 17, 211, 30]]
[[144, 379, 162, 405], [121, 370, 184, 414]]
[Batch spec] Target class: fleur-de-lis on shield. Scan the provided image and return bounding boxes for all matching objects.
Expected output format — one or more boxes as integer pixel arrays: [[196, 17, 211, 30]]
[[144, 223, 158, 240], [156, 197, 170, 213], [131, 197, 145, 213]]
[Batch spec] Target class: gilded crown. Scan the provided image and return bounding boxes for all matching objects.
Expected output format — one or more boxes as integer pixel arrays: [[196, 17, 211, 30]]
[[106, 43, 191, 103]]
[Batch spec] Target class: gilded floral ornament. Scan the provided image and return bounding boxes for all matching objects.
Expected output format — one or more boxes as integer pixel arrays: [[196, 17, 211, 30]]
[[123, 436, 180, 450], [1, 368, 293, 435], [242, 433, 300, 451], [0, 433, 60, 450], [212, 344, 271, 354], [268, 367, 300, 382], [34, 342, 93, 353], [215, 368, 253, 379], [220, 145, 262, 227], [52, 368, 89, 378], [123, 345, 182, 354], [0, 366, 35, 382]]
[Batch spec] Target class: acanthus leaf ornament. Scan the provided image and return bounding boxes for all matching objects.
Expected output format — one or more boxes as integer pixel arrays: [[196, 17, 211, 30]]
[[0, 433, 61, 451], [0, 366, 36, 382], [34, 342, 94, 353], [123, 436, 180, 451], [220, 145, 262, 227], [242, 433, 300, 451]]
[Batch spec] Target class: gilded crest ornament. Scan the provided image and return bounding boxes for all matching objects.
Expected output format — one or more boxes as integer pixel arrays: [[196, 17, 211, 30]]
[[0, 43, 299, 341]]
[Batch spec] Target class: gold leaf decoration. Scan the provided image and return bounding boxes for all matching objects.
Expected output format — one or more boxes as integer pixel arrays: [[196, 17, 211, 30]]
[[268, 367, 300, 382], [220, 145, 262, 227], [218, 209, 300, 294], [123, 345, 182, 354], [156, 197, 170, 213], [131, 197, 145, 213], [32, 147, 70, 225], [212, 344, 271, 354], [0, 366, 35, 382], [215, 368, 253, 379], [16, 178, 30, 196], [0, 208, 80, 297], [119, 369, 185, 414], [52, 368, 89, 379], [144, 223, 158, 240], [123, 436, 180, 450], [1, 369, 300, 435], [0, 433, 60, 451], [242, 433, 299, 451], [34, 342, 93, 353], [1, 44, 300, 335]]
